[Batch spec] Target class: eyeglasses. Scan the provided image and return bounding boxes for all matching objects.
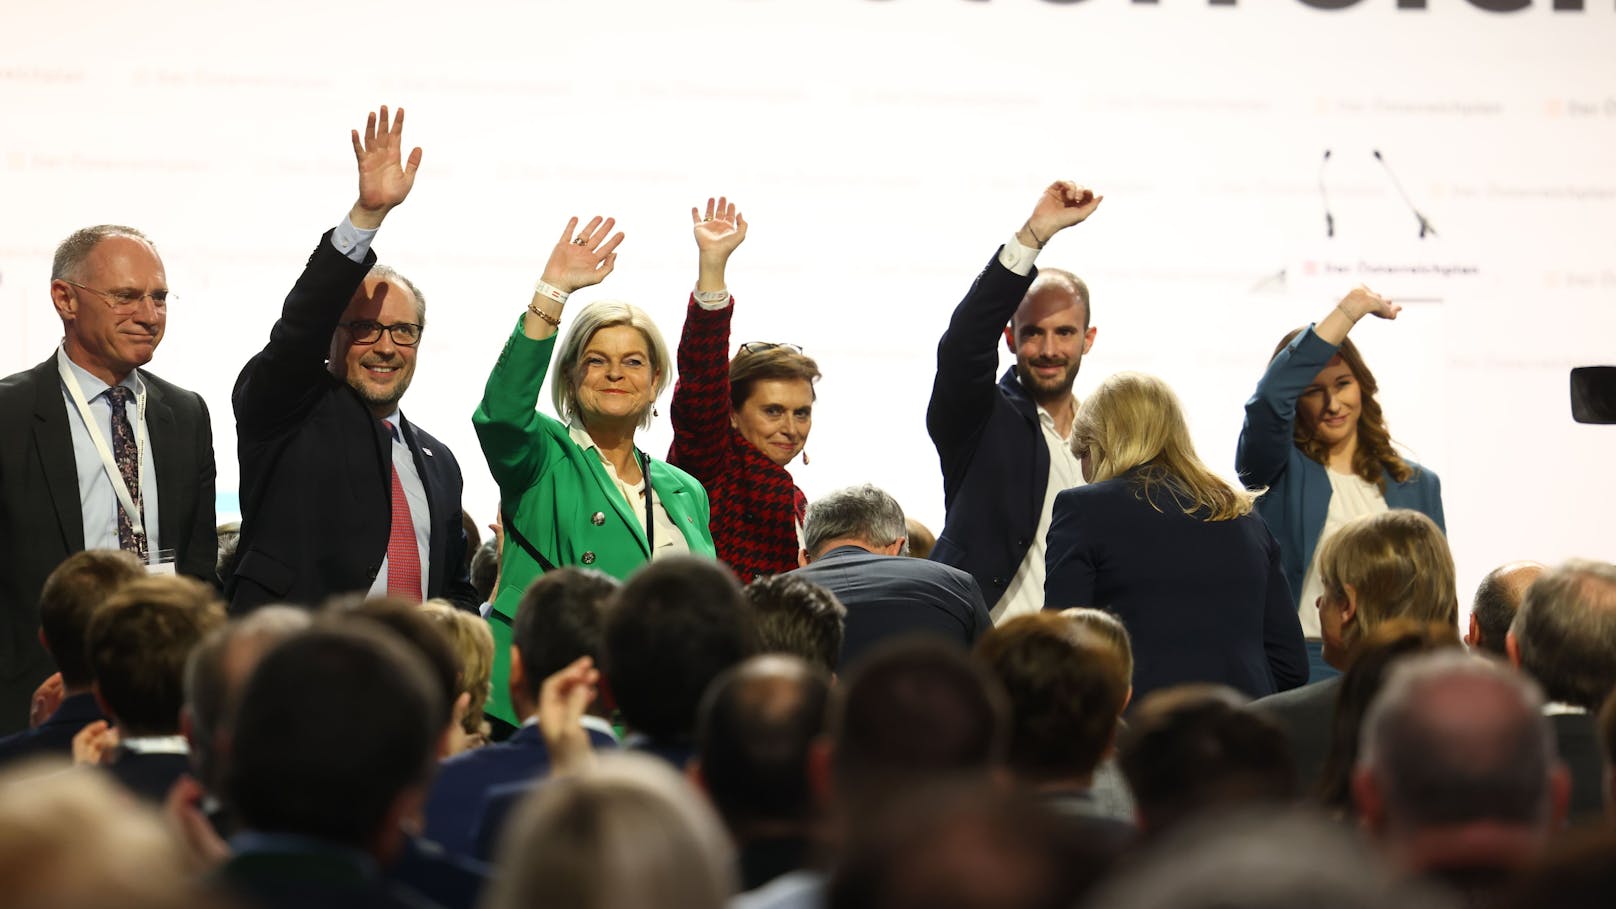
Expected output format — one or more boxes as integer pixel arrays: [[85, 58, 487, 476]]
[[340, 320, 423, 347], [62, 281, 173, 313], [738, 341, 804, 355]]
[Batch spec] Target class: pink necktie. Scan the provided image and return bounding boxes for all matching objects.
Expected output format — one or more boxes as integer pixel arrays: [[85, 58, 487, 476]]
[[384, 420, 422, 600]]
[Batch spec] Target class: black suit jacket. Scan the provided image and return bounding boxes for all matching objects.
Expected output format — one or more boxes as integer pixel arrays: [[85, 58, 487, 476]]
[[228, 233, 476, 613], [1248, 675, 1341, 792], [0, 357, 215, 733], [926, 252, 1047, 611], [0, 690, 105, 766], [788, 545, 993, 673]]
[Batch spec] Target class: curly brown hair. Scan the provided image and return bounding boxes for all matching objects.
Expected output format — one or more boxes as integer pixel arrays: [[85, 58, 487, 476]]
[[1273, 328, 1413, 489]]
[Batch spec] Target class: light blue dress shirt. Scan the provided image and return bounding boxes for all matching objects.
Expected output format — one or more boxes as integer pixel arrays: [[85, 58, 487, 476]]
[[57, 347, 161, 557]]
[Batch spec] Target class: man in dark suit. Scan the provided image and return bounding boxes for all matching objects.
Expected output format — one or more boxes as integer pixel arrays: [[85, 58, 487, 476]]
[[423, 568, 621, 858], [926, 181, 1102, 623], [0, 224, 217, 733], [227, 105, 476, 614], [0, 550, 144, 765], [1505, 558, 1616, 823], [789, 484, 991, 673]]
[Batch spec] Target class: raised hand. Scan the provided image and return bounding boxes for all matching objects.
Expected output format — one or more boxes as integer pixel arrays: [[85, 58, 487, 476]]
[[1338, 285, 1401, 322], [541, 216, 625, 294], [72, 719, 119, 766], [538, 655, 601, 776], [349, 105, 423, 230], [29, 672, 64, 728], [693, 196, 748, 261], [1020, 181, 1104, 248]]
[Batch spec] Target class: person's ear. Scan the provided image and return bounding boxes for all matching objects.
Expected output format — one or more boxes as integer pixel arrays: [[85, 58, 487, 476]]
[[50, 280, 77, 324], [807, 736, 835, 807], [730, 409, 741, 431], [1003, 325, 1016, 354], [880, 537, 906, 557], [799, 548, 812, 568], [1505, 630, 1523, 669], [1464, 614, 1480, 648], [1340, 584, 1360, 628], [508, 645, 528, 697], [1352, 768, 1385, 834], [1082, 326, 1097, 354], [687, 758, 708, 794]]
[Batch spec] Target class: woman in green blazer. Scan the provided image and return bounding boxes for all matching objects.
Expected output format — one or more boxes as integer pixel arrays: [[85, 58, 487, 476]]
[[474, 215, 716, 726]]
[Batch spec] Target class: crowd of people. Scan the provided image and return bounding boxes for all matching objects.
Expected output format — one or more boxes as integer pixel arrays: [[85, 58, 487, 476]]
[[2, 104, 1614, 908]]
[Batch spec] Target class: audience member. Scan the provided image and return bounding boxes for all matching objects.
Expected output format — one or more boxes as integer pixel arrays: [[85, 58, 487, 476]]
[[1354, 651, 1569, 903], [0, 222, 217, 734], [422, 599, 496, 755], [1043, 370, 1308, 702], [1497, 827, 1616, 909], [214, 521, 242, 591], [828, 782, 1109, 909], [83, 575, 225, 802], [483, 752, 736, 909], [1467, 561, 1543, 656], [902, 517, 936, 561], [1082, 808, 1454, 909], [469, 539, 500, 605], [424, 568, 620, 858], [1250, 509, 1457, 789], [1119, 685, 1296, 837], [974, 614, 1133, 847], [0, 550, 143, 765], [928, 181, 1101, 621], [739, 638, 1010, 909], [744, 574, 847, 675], [0, 762, 200, 909], [667, 195, 821, 583], [217, 624, 446, 909], [694, 654, 832, 891], [790, 484, 991, 672], [331, 597, 461, 748], [229, 105, 477, 613], [1505, 558, 1616, 821], [1057, 608, 1139, 824], [1313, 620, 1462, 815]]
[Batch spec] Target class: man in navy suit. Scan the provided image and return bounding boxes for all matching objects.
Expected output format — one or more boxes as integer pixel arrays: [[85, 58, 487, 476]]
[[423, 568, 621, 858], [0, 223, 217, 733], [926, 181, 1103, 623], [789, 485, 991, 673], [227, 105, 475, 613]]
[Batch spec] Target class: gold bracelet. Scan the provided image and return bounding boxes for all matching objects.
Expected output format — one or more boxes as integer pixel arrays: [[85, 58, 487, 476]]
[[527, 300, 562, 327]]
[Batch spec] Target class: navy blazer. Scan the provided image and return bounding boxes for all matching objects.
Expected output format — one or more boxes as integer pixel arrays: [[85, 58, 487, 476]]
[[0, 357, 215, 733], [1236, 327, 1445, 605], [926, 251, 1048, 612], [1044, 473, 1309, 702], [788, 545, 993, 672], [228, 232, 476, 613], [422, 722, 617, 859], [0, 691, 104, 766]]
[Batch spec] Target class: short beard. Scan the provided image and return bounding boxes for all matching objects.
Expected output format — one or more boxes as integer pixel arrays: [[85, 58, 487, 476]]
[[1015, 361, 1079, 406]]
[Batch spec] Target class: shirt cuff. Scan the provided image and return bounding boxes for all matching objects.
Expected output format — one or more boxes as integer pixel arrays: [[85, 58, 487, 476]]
[[693, 288, 732, 311], [478, 600, 493, 619], [997, 233, 1041, 276], [331, 216, 379, 263]]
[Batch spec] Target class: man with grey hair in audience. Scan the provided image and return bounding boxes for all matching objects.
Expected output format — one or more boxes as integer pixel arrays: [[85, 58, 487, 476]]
[[1465, 560, 1543, 656], [787, 484, 991, 673], [1504, 558, 1616, 821], [1353, 650, 1569, 903]]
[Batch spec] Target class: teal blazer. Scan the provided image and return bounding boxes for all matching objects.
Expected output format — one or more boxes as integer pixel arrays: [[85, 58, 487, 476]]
[[474, 321, 715, 724]]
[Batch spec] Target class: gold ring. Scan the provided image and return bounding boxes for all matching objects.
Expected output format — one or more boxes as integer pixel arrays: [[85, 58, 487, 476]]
[[573, 237, 589, 246]]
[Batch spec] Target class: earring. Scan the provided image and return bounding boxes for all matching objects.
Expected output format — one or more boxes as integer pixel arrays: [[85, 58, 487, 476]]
[[802, 449, 810, 465], [652, 405, 659, 418]]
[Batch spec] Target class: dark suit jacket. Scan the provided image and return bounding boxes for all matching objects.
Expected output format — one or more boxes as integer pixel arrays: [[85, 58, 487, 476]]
[[105, 749, 192, 803], [1551, 710, 1605, 824], [0, 358, 215, 732], [1045, 474, 1309, 703], [423, 722, 618, 858], [228, 233, 476, 613], [789, 545, 993, 673], [1247, 675, 1341, 792], [216, 840, 445, 909], [926, 252, 1047, 611], [0, 691, 104, 766]]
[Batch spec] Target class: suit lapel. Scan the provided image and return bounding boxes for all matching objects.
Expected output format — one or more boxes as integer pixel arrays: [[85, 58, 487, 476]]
[[647, 460, 697, 548], [143, 375, 182, 553], [583, 450, 649, 557], [31, 359, 83, 553]]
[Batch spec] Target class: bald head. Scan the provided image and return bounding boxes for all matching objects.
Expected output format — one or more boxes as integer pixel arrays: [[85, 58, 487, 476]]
[[1469, 561, 1545, 655]]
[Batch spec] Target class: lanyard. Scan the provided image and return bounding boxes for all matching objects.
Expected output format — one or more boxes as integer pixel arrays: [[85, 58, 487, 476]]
[[640, 450, 654, 554], [56, 346, 151, 539]]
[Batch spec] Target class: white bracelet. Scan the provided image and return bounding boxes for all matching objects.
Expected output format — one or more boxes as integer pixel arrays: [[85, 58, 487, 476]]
[[534, 280, 570, 306]]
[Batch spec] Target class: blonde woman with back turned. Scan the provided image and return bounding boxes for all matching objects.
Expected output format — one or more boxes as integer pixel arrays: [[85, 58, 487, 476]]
[[1045, 372, 1308, 703]]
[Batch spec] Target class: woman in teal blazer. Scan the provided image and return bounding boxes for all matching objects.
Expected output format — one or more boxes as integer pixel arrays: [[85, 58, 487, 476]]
[[474, 215, 715, 726]]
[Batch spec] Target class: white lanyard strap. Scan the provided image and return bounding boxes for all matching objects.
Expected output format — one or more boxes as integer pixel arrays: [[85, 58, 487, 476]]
[[57, 347, 150, 539]]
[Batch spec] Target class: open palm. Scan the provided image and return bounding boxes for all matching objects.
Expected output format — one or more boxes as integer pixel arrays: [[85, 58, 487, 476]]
[[352, 105, 422, 213], [692, 196, 748, 259]]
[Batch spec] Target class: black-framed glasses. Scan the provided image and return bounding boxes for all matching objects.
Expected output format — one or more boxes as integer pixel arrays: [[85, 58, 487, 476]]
[[62, 280, 173, 313], [738, 341, 804, 355], [340, 320, 423, 347]]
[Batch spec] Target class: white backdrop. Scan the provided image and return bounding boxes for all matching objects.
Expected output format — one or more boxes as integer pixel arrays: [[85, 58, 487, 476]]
[[4, 0, 1614, 615]]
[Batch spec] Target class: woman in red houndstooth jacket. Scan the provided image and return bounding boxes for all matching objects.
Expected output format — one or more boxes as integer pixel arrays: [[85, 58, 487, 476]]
[[667, 197, 821, 583]]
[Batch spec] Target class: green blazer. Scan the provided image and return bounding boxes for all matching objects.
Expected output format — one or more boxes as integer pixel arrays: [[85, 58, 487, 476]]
[[474, 322, 716, 725]]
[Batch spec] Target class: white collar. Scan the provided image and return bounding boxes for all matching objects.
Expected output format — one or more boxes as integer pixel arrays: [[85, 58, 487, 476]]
[[120, 735, 189, 755]]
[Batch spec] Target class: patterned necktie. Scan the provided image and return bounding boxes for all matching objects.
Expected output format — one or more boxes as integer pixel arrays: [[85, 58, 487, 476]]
[[104, 385, 148, 560], [384, 420, 423, 600]]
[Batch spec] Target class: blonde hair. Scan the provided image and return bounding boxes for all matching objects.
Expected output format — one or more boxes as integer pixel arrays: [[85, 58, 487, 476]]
[[422, 600, 495, 738], [1071, 372, 1255, 521], [1317, 510, 1457, 655], [485, 752, 736, 909], [551, 300, 672, 431]]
